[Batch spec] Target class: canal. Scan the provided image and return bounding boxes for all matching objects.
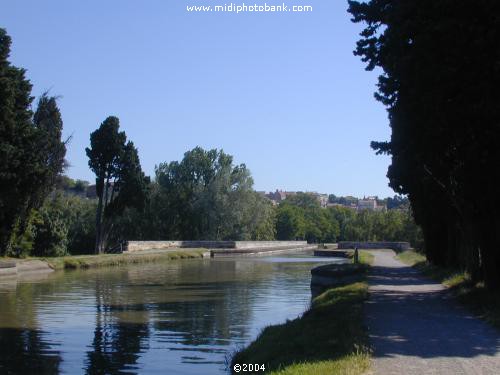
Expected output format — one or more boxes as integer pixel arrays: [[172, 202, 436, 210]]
[[0, 252, 345, 374]]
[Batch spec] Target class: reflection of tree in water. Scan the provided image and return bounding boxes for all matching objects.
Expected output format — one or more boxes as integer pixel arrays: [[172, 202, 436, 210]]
[[145, 260, 261, 347], [0, 328, 61, 375], [85, 277, 150, 375], [1, 256, 314, 374], [152, 281, 252, 347], [150, 261, 272, 348], [84, 259, 269, 371], [0, 282, 62, 375]]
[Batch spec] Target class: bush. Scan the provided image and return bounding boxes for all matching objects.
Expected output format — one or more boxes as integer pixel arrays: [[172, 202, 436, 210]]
[[30, 193, 96, 257], [33, 207, 68, 257]]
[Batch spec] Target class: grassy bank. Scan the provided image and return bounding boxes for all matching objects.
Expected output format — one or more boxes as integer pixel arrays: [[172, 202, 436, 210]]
[[396, 250, 500, 329], [41, 249, 207, 270], [231, 255, 372, 375], [358, 250, 374, 266]]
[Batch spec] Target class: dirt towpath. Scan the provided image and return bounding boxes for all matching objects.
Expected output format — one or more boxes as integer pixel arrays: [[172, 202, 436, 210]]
[[366, 250, 500, 374]]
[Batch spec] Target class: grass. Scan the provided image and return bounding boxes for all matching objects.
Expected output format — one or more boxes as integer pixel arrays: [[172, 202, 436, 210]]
[[396, 250, 500, 329], [343, 249, 374, 266], [358, 250, 374, 266], [396, 250, 469, 287], [395, 250, 426, 267], [40, 249, 207, 270], [230, 254, 372, 375]]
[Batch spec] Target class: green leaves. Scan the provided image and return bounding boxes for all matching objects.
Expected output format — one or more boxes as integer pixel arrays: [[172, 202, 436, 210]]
[[86, 116, 148, 252], [86, 116, 125, 183], [0, 29, 66, 255], [349, 1, 500, 288], [153, 147, 270, 241]]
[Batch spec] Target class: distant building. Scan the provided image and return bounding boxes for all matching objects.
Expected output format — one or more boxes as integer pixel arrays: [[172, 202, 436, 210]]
[[266, 189, 297, 203], [263, 190, 332, 207], [307, 192, 329, 208], [357, 196, 386, 212], [261, 190, 387, 211]]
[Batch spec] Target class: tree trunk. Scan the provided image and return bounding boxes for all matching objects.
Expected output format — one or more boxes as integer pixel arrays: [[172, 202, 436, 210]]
[[480, 219, 500, 291], [94, 176, 105, 254], [95, 192, 103, 255], [99, 177, 111, 254]]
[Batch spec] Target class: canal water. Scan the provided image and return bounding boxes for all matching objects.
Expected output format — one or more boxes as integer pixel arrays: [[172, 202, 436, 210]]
[[0, 252, 345, 374]]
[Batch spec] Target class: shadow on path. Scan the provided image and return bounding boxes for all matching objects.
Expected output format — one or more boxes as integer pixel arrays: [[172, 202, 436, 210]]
[[366, 250, 500, 375]]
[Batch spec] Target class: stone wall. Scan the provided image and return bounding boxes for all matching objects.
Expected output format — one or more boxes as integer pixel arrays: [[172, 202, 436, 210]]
[[337, 241, 410, 251], [233, 241, 307, 249], [211, 244, 317, 257], [125, 240, 308, 253], [0, 260, 53, 279]]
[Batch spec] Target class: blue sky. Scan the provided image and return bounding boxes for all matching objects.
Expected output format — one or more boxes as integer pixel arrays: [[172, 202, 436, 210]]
[[1, 0, 394, 197]]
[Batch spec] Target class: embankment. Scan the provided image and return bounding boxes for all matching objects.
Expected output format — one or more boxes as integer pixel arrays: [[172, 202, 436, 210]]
[[231, 252, 373, 375], [0, 249, 208, 278], [338, 241, 410, 251], [125, 240, 310, 253], [0, 259, 54, 278], [125, 240, 315, 257], [231, 281, 370, 375], [45, 249, 208, 270]]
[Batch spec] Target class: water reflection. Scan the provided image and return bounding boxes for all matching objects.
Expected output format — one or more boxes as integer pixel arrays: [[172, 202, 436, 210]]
[[0, 253, 344, 374], [0, 278, 62, 375]]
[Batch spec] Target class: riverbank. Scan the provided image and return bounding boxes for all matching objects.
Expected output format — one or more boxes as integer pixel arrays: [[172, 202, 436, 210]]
[[396, 250, 500, 329], [45, 249, 208, 270], [231, 251, 373, 375], [0, 258, 54, 278], [0, 249, 208, 277], [231, 282, 370, 375]]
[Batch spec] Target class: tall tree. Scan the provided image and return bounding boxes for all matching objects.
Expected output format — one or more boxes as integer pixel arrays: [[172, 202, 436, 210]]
[[276, 204, 305, 240], [23, 94, 68, 225], [0, 28, 34, 253], [0, 29, 66, 255], [86, 116, 148, 253], [348, 1, 500, 288], [154, 147, 268, 240]]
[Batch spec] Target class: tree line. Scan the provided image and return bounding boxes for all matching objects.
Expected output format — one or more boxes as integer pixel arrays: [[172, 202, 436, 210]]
[[0, 27, 422, 258], [276, 193, 421, 246], [349, 1, 500, 289], [0, 28, 67, 256]]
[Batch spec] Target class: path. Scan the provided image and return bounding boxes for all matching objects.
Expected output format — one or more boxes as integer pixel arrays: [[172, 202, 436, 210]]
[[366, 250, 500, 375]]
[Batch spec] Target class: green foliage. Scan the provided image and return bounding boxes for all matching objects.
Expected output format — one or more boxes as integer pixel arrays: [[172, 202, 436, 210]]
[[54, 193, 97, 255], [349, 1, 500, 288], [252, 203, 277, 240], [276, 204, 306, 240], [0, 29, 67, 255], [0, 28, 35, 253], [386, 195, 409, 210], [32, 203, 68, 257], [17, 193, 97, 257], [73, 179, 89, 193], [31, 93, 68, 203], [328, 195, 358, 206], [5, 213, 37, 257], [86, 117, 149, 252], [232, 282, 370, 375], [304, 207, 339, 243], [277, 198, 422, 246], [151, 147, 273, 241], [285, 192, 320, 209]]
